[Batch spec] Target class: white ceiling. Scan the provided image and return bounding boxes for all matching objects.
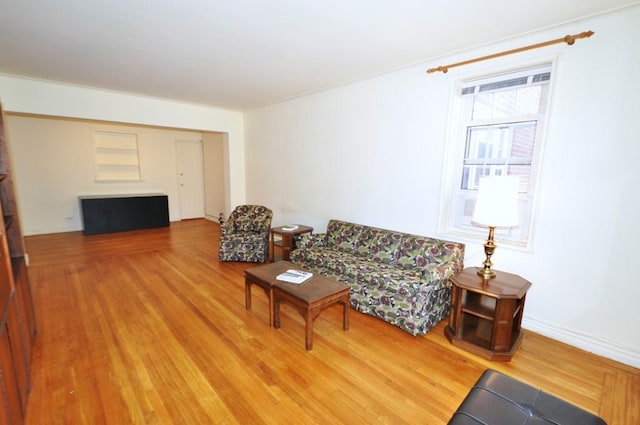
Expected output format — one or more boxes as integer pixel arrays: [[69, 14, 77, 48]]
[[0, 0, 636, 111]]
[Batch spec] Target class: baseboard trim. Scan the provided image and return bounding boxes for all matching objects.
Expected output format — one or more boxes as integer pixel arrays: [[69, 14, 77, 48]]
[[522, 317, 640, 369]]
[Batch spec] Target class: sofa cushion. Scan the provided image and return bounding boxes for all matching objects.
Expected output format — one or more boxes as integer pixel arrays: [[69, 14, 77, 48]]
[[358, 268, 423, 294], [322, 251, 360, 279], [395, 235, 434, 272], [354, 227, 404, 265], [291, 248, 360, 281], [396, 235, 464, 276], [290, 247, 328, 268], [326, 220, 365, 253]]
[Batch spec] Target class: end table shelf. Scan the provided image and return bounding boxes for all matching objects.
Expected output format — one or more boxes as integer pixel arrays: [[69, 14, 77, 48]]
[[445, 267, 532, 361], [270, 225, 313, 262]]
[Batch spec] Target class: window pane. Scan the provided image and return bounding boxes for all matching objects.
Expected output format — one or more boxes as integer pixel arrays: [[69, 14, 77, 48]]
[[514, 86, 543, 115], [465, 127, 508, 162], [512, 124, 536, 160], [478, 76, 528, 92], [472, 86, 542, 120], [462, 122, 535, 190], [507, 165, 531, 192]]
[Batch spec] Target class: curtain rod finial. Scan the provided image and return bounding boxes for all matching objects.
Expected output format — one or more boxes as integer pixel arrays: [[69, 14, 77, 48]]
[[564, 30, 594, 46], [426, 66, 448, 74]]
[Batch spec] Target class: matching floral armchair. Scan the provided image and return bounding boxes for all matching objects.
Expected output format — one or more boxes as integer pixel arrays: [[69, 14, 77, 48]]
[[218, 205, 273, 262]]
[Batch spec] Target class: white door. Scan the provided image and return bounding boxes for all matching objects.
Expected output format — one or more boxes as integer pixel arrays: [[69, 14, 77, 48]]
[[176, 140, 205, 219]]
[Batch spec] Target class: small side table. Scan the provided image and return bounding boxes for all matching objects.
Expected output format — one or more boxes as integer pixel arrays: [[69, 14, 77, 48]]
[[445, 267, 532, 361], [270, 225, 313, 262]]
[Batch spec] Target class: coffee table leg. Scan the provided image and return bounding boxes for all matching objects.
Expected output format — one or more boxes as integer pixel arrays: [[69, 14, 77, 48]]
[[343, 297, 349, 330], [269, 231, 274, 262], [274, 298, 281, 329], [245, 280, 252, 311], [268, 288, 273, 327], [305, 312, 314, 351]]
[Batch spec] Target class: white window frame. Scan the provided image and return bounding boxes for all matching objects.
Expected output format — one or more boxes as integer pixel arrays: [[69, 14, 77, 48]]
[[439, 60, 557, 249]]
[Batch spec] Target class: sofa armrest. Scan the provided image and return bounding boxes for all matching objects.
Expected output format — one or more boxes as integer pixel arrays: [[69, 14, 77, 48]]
[[295, 233, 326, 249], [422, 262, 459, 284]]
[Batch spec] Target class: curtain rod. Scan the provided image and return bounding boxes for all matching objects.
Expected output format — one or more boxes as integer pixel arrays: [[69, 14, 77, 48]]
[[426, 30, 594, 74]]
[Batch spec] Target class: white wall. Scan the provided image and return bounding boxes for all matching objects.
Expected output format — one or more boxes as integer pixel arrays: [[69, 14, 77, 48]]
[[203, 132, 226, 221], [0, 75, 246, 217], [245, 6, 640, 367], [5, 116, 208, 234]]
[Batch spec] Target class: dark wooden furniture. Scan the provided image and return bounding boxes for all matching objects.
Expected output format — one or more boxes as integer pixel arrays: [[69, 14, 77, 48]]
[[245, 261, 294, 326], [0, 102, 37, 424], [270, 225, 313, 262], [273, 272, 349, 351], [445, 267, 531, 361], [79, 193, 169, 235]]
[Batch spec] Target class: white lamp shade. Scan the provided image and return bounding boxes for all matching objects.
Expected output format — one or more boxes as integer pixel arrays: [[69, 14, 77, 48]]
[[472, 176, 519, 227]]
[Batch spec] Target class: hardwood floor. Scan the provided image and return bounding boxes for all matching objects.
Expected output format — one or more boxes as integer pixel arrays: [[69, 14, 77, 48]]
[[22, 219, 639, 424]]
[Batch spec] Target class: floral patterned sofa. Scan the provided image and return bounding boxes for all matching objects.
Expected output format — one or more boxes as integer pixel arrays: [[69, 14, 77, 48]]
[[290, 219, 465, 335]]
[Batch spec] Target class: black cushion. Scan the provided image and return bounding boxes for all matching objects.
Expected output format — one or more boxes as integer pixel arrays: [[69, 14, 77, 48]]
[[448, 369, 607, 425]]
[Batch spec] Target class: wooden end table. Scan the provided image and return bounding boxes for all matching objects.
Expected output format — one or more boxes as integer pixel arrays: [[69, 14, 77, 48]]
[[270, 225, 313, 262], [273, 274, 350, 351], [445, 267, 532, 361]]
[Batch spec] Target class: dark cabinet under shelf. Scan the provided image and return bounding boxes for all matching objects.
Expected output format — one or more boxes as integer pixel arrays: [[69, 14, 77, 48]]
[[80, 194, 169, 235]]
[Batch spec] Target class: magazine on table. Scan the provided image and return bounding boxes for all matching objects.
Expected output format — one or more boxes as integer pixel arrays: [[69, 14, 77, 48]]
[[276, 269, 313, 284], [281, 224, 299, 231]]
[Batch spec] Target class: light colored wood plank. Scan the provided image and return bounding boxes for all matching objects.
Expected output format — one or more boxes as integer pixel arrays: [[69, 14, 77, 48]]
[[23, 219, 639, 424]]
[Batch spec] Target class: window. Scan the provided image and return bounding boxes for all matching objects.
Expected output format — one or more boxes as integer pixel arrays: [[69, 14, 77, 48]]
[[94, 131, 142, 181], [442, 64, 552, 247]]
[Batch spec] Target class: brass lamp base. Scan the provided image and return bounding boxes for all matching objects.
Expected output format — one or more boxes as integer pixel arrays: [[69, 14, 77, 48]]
[[477, 226, 497, 280], [477, 266, 496, 280]]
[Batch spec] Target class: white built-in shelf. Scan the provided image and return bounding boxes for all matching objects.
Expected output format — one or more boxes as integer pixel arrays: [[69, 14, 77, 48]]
[[94, 131, 141, 181]]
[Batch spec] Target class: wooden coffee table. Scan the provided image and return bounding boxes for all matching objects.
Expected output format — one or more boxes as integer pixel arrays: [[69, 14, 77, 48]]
[[273, 272, 350, 351]]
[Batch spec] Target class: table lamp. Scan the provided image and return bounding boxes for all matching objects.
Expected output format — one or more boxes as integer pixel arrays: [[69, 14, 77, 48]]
[[472, 176, 519, 280]]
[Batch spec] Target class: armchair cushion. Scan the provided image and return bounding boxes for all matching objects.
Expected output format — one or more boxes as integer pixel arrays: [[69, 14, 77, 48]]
[[230, 205, 272, 232]]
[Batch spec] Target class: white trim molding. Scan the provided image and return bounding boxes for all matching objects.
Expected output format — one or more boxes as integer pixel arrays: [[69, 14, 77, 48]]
[[523, 317, 640, 369]]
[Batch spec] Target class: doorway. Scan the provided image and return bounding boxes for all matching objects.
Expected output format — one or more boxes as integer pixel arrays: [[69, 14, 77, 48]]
[[176, 140, 205, 219]]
